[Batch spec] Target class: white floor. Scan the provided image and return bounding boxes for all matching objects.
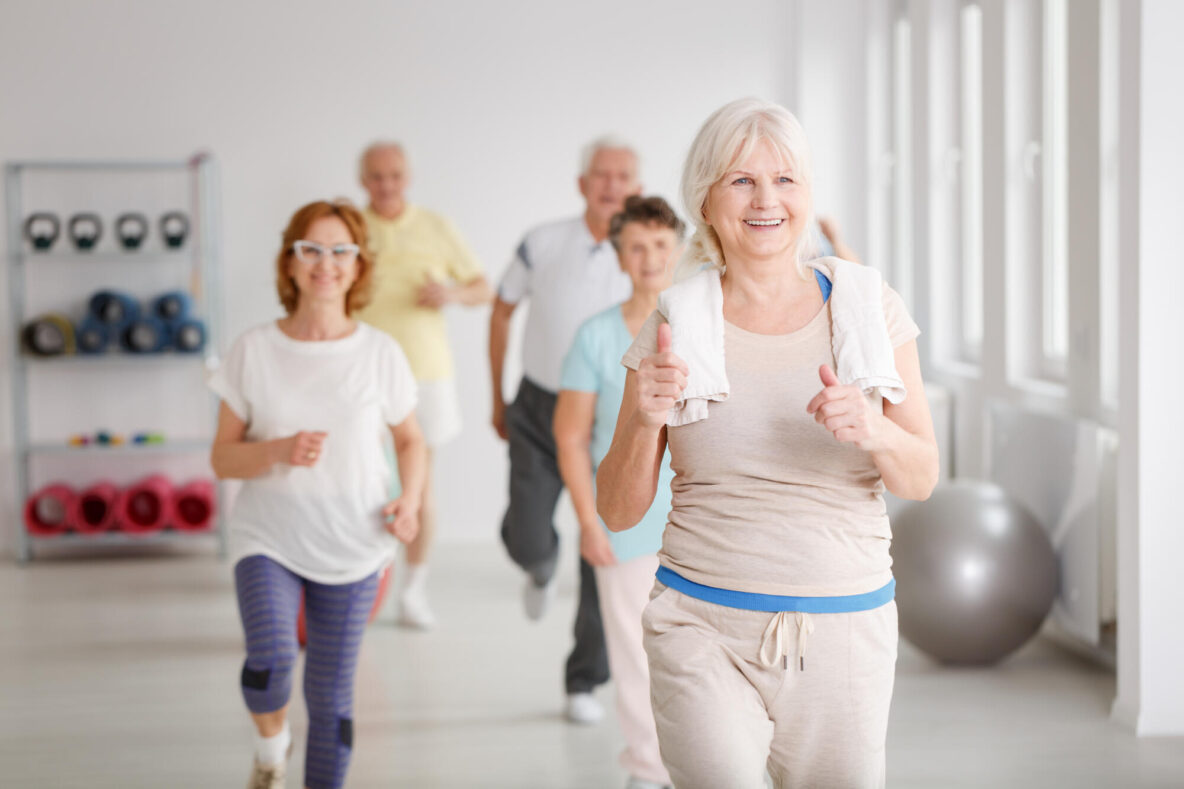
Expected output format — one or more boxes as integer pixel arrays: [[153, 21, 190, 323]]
[[2, 542, 1183, 788]]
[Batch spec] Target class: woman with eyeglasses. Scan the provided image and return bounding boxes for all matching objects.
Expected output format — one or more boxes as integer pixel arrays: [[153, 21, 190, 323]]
[[209, 199, 426, 789]]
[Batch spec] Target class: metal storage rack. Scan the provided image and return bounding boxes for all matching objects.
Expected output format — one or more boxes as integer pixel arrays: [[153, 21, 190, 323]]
[[5, 154, 226, 562]]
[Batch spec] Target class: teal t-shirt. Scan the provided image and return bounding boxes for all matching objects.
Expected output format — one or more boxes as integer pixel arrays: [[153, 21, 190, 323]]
[[559, 304, 673, 562]]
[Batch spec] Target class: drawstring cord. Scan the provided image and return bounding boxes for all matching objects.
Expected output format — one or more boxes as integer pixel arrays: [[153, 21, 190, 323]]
[[759, 611, 815, 671]]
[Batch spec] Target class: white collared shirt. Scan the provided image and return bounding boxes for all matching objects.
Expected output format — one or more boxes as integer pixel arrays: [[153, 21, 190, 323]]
[[498, 216, 633, 392]]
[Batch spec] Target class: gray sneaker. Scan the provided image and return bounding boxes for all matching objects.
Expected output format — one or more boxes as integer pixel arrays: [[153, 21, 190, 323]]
[[523, 574, 558, 621], [247, 759, 286, 789]]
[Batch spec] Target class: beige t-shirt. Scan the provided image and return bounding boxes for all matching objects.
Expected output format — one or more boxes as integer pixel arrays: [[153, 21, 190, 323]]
[[621, 282, 920, 597]]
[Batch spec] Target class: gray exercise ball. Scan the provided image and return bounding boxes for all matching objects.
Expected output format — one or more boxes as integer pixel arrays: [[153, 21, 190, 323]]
[[891, 480, 1058, 665]]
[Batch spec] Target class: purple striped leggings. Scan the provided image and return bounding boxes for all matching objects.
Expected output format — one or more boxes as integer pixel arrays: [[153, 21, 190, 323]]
[[234, 555, 379, 789]]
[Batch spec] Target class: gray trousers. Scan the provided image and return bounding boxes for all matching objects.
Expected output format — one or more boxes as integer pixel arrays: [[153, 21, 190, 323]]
[[500, 377, 609, 694]]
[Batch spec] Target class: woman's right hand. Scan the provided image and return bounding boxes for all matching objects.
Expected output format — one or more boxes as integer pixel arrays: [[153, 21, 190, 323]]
[[634, 323, 688, 429], [279, 430, 328, 467]]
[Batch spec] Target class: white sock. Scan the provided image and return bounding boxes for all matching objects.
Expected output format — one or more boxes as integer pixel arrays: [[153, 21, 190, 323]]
[[402, 563, 428, 596], [255, 721, 291, 766]]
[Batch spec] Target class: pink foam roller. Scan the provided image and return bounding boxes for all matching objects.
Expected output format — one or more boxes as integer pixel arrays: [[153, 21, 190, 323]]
[[24, 483, 77, 536], [116, 474, 173, 534], [171, 478, 216, 532], [70, 481, 119, 534]]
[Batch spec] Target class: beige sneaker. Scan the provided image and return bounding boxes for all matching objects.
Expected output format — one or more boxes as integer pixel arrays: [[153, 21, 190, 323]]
[[247, 759, 286, 789]]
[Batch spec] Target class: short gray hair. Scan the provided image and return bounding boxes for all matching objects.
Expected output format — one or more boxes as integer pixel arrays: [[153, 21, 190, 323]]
[[358, 140, 406, 180], [579, 135, 639, 176]]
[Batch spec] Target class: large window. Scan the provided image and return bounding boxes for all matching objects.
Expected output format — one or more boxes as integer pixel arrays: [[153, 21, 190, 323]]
[[1041, 0, 1069, 376], [892, 12, 914, 311], [959, 2, 984, 358]]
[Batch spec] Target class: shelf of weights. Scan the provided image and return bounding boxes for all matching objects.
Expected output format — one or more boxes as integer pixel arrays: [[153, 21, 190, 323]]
[[6, 155, 227, 562]]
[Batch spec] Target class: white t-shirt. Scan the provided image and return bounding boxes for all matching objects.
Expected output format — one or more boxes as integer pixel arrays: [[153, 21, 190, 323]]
[[207, 321, 417, 584], [497, 216, 633, 392]]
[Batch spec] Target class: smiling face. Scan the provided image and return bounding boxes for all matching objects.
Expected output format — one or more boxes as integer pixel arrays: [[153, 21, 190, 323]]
[[361, 146, 409, 218], [616, 221, 680, 297], [287, 215, 359, 311], [579, 148, 642, 228], [702, 138, 811, 267]]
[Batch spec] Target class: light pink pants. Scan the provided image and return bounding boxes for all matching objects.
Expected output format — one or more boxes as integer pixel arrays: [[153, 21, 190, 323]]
[[643, 582, 897, 789], [594, 554, 671, 785]]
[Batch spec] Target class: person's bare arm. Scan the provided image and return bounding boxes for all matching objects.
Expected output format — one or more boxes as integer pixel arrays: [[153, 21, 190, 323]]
[[489, 297, 517, 440], [210, 401, 325, 480], [555, 390, 616, 565], [383, 413, 428, 544], [806, 341, 939, 500], [416, 275, 494, 308]]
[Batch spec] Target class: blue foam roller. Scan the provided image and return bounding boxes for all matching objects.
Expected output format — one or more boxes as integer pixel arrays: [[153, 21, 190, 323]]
[[75, 318, 110, 354], [88, 291, 139, 329], [170, 318, 206, 353], [151, 291, 193, 322], [120, 317, 170, 353]]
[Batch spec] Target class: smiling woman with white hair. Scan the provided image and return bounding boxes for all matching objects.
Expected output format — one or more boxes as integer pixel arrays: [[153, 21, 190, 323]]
[[596, 98, 939, 788]]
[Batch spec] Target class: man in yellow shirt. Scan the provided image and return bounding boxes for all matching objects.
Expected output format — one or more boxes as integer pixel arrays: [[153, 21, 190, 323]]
[[357, 141, 492, 628]]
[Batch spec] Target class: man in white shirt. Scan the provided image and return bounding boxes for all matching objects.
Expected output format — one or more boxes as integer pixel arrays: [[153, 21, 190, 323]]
[[489, 137, 641, 725]]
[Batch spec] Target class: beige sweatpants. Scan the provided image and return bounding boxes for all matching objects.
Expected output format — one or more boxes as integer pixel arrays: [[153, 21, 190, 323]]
[[642, 582, 897, 789], [594, 554, 672, 785]]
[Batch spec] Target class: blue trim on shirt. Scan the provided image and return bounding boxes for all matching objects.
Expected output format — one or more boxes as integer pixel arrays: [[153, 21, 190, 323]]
[[655, 566, 895, 613], [814, 269, 832, 303]]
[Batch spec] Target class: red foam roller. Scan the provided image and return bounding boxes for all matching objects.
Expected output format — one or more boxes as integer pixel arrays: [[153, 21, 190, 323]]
[[296, 565, 392, 647], [116, 474, 173, 533], [24, 483, 76, 536], [171, 478, 216, 532], [70, 481, 119, 534]]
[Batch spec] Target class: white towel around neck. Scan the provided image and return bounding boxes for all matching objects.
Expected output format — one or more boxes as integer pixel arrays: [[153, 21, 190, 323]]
[[655, 256, 906, 427]]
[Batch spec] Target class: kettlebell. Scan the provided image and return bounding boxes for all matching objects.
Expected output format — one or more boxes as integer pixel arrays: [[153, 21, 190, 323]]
[[115, 213, 149, 250], [23, 212, 61, 251], [68, 213, 103, 251], [159, 211, 190, 249]]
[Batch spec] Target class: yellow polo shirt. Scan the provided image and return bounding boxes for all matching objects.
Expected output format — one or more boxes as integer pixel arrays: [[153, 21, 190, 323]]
[[358, 205, 482, 381]]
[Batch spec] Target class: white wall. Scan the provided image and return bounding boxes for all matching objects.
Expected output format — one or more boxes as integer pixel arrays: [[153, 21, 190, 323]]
[[0, 0, 796, 556]]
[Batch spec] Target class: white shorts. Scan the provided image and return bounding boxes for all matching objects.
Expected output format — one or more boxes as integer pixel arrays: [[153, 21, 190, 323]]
[[416, 378, 462, 448]]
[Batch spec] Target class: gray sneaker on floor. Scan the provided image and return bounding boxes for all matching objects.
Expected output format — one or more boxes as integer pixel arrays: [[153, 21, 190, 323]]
[[247, 759, 285, 789]]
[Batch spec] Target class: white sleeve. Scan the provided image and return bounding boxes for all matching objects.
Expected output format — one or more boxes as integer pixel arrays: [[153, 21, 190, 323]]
[[206, 333, 251, 421], [381, 339, 418, 426], [496, 236, 532, 304]]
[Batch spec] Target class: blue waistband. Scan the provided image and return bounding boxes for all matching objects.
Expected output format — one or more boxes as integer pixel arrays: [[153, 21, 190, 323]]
[[655, 565, 895, 613]]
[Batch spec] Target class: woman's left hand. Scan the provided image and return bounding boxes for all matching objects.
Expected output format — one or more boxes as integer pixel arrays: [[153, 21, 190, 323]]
[[806, 364, 883, 450], [382, 495, 421, 544]]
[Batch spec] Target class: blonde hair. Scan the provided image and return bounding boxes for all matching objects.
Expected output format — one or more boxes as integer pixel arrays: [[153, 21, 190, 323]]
[[677, 98, 816, 280]]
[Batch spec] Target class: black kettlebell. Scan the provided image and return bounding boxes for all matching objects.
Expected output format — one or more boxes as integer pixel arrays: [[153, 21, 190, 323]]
[[159, 211, 190, 249], [23, 212, 61, 251], [116, 213, 149, 250], [68, 213, 103, 251]]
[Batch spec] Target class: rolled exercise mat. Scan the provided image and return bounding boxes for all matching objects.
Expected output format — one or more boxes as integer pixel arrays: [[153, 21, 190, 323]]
[[22, 314, 76, 356], [150, 291, 192, 322], [23, 212, 61, 251], [67, 212, 103, 251], [296, 565, 392, 646], [120, 317, 169, 353], [24, 483, 77, 535], [88, 290, 139, 330], [115, 475, 173, 533], [70, 481, 119, 533], [74, 317, 111, 354], [170, 318, 206, 353], [171, 478, 215, 531]]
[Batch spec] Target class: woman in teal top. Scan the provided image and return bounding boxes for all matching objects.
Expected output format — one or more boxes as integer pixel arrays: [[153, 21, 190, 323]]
[[554, 196, 684, 789]]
